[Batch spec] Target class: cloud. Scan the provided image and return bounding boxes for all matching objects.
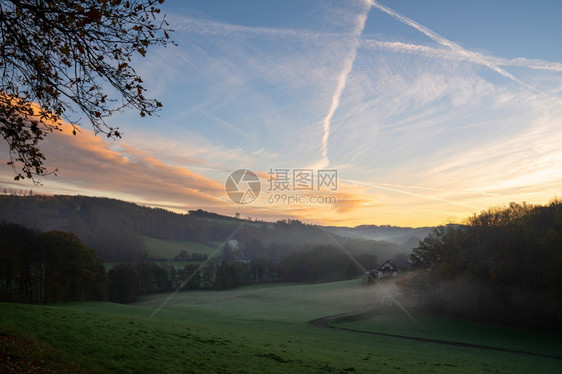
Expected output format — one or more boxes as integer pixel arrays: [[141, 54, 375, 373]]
[[0, 121, 227, 210], [331, 191, 373, 213], [171, 10, 562, 75], [168, 14, 334, 42], [155, 5, 385, 170], [318, 2, 371, 166], [3, 1, 561, 229], [423, 111, 562, 195], [360, 39, 562, 72], [368, 0, 562, 104], [341, 178, 479, 210]]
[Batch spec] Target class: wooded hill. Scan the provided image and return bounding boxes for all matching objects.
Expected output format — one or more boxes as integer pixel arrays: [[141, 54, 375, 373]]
[[403, 200, 562, 329], [0, 195, 419, 264]]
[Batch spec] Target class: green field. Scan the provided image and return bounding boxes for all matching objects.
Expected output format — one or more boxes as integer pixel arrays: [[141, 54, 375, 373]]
[[1, 280, 561, 373], [329, 308, 562, 359], [143, 236, 217, 260]]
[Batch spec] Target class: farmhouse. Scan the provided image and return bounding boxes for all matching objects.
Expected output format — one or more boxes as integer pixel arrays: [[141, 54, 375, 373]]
[[363, 259, 400, 285], [376, 259, 399, 278]]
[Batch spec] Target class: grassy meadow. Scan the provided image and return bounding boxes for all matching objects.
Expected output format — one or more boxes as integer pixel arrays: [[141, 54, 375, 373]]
[[1, 280, 561, 373], [330, 307, 562, 359]]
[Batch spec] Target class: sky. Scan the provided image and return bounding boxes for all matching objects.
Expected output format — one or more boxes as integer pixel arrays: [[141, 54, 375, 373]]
[[2, 0, 562, 227]]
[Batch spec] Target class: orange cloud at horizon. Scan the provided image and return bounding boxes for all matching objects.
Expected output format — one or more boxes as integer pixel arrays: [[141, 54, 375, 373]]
[[2, 119, 561, 229], [0, 124, 447, 227], [0, 121, 228, 210]]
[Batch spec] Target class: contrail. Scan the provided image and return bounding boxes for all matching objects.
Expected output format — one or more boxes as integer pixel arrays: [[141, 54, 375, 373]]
[[309, 55, 411, 161], [364, 180, 499, 196], [368, 1, 562, 104], [174, 12, 562, 73], [168, 14, 334, 43], [319, 3, 371, 167], [341, 178, 480, 209], [360, 40, 562, 72]]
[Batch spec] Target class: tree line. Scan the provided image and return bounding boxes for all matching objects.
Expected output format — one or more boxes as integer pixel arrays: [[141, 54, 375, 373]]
[[0, 220, 383, 304], [0, 222, 283, 304], [104, 244, 378, 302], [280, 245, 377, 283], [107, 256, 281, 303], [403, 200, 562, 329], [0, 222, 106, 303]]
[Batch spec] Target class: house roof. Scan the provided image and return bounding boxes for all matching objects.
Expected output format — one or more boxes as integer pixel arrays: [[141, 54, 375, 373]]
[[377, 259, 399, 272]]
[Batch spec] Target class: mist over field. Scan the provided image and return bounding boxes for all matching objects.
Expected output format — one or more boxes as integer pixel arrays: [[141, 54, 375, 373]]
[[2, 0, 562, 372], [2, 196, 562, 373], [2, 194, 561, 329]]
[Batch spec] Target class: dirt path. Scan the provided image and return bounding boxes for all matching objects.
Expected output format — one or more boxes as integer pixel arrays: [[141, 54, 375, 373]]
[[310, 307, 562, 361]]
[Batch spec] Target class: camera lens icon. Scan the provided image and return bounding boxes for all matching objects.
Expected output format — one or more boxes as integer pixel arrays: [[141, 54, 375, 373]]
[[225, 169, 261, 204]]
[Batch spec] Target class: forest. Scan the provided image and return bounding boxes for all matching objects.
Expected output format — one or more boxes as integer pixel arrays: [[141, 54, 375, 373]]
[[2, 194, 561, 331], [0, 220, 283, 303], [0, 195, 414, 263], [0, 222, 106, 303], [0, 195, 413, 303], [403, 199, 562, 329], [0, 219, 374, 304]]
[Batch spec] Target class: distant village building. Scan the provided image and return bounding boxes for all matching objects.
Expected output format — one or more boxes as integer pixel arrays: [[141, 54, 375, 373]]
[[376, 259, 399, 278], [363, 259, 400, 285]]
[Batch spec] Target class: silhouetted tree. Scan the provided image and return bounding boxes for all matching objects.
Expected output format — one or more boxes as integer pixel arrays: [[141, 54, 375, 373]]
[[40, 230, 106, 302], [0, 0, 173, 179], [0, 223, 105, 302], [407, 201, 562, 328], [108, 263, 139, 303]]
